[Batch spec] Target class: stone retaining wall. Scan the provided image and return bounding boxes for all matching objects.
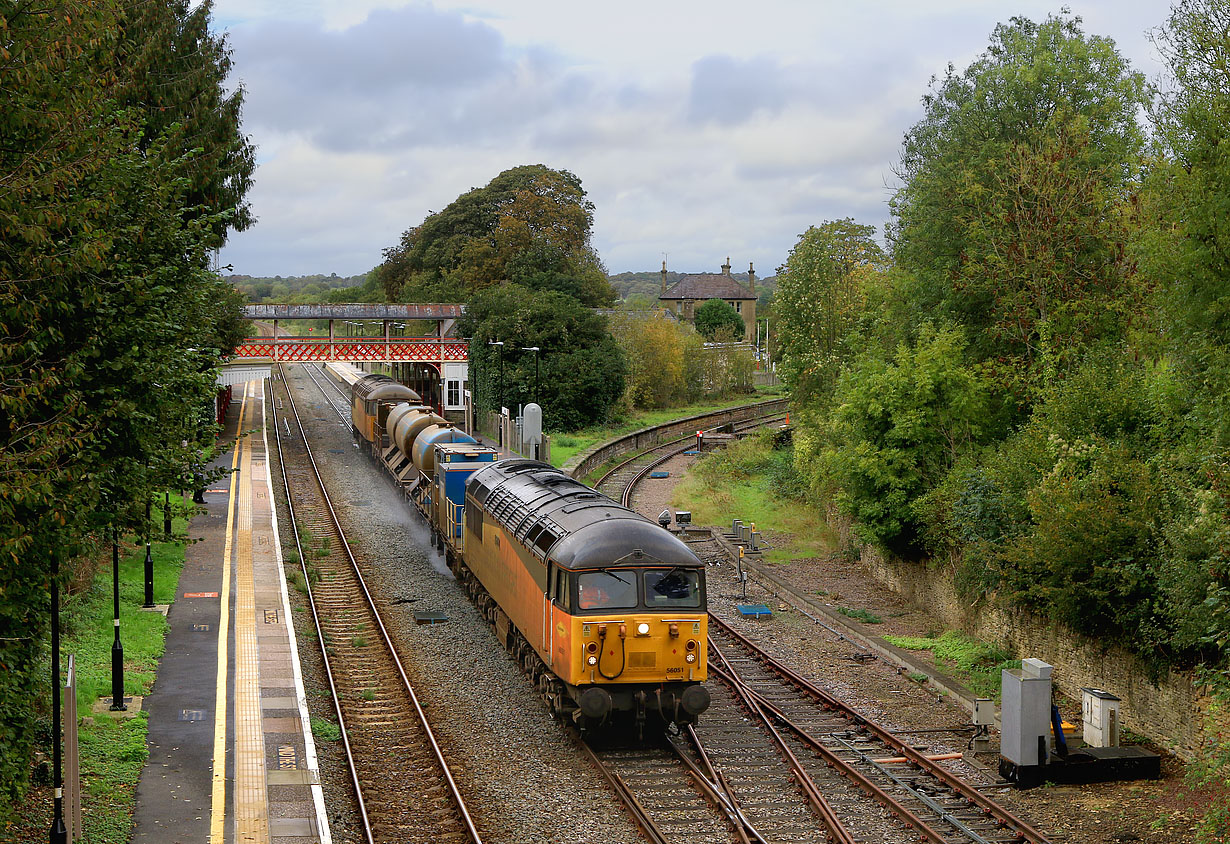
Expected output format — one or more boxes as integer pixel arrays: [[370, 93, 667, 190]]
[[833, 515, 1210, 757]]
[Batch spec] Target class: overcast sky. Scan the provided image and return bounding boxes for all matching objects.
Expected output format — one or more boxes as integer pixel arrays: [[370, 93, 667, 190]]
[[212, 1, 1169, 280]]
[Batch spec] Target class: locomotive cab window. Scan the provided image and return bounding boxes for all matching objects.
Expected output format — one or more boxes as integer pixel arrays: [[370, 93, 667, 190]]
[[644, 568, 702, 609], [577, 570, 637, 610], [550, 568, 569, 609]]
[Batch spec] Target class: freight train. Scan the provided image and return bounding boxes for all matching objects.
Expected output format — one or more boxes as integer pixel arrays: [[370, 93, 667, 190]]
[[329, 364, 711, 729]]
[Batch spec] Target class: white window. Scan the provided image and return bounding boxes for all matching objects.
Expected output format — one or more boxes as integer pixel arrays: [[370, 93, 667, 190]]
[[443, 362, 468, 409]]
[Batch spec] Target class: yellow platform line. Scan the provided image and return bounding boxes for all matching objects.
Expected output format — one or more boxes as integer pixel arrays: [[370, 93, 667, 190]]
[[262, 383, 332, 843], [211, 386, 249, 844], [235, 384, 270, 844]]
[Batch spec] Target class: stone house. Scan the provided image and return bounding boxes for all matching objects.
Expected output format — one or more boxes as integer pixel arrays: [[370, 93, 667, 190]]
[[658, 258, 757, 342]]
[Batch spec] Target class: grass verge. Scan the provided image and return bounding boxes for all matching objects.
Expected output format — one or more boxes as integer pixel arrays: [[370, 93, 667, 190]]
[[882, 631, 1020, 700], [8, 495, 190, 844], [669, 431, 836, 564]]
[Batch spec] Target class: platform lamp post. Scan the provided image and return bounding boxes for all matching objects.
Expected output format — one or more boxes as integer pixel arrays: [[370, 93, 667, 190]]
[[110, 528, 126, 711], [49, 552, 67, 844], [487, 341, 504, 448]]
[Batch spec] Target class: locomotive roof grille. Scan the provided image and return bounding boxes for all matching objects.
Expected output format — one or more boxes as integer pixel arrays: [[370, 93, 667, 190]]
[[465, 459, 702, 570]]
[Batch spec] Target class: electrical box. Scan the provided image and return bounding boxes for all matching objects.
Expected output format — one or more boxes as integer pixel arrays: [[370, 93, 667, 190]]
[[1082, 687, 1122, 748], [972, 697, 995, 752], [973, 697, 995, 725], [1002, 659, 1053, 768]]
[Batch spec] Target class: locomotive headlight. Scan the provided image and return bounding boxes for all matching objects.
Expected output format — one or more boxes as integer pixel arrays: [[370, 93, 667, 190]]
[[636, 622, 650, 637], [686, 653, 696, 663], [587, 655, 597, 665]]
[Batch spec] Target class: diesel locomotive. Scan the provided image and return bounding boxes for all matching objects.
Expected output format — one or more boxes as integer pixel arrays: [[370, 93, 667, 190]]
[[339, 365, 711, 727]]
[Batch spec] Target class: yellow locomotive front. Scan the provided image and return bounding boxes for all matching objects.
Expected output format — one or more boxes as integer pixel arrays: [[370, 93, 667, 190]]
[[547, 553, 711, 728]]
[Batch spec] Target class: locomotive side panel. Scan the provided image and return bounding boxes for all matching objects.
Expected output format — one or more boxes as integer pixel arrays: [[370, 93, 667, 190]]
[[463, 512, 551, 664]]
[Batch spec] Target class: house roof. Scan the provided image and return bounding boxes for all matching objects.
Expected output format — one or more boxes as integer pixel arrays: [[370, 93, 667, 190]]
[[661, 273, 756, 301]]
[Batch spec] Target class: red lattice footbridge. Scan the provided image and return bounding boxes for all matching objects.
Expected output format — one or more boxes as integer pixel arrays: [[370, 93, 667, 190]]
[[232, 337, 468, 364]]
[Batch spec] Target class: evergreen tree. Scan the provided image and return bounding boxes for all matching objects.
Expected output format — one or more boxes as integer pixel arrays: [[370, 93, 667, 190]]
[[0, 0, 252, 805]]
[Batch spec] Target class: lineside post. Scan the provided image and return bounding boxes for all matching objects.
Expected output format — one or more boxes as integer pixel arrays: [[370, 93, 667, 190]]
[[110, 530, 126, 711], [50, 553, 67, 844]]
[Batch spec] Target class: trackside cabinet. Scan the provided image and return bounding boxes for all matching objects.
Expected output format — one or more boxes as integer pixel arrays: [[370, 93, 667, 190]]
[[1082, 687, 1121, 748], [1001, 658, 1053, 786]]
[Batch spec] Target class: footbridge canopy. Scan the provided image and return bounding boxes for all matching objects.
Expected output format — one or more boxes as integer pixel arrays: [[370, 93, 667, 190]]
[[243, 303, 464, 320]]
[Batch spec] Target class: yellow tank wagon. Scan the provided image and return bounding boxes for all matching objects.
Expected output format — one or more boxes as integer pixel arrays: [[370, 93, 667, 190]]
[[350, 374, 420, 455]]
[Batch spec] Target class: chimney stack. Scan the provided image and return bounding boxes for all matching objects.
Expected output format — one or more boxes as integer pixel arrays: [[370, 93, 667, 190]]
[[748, 262, 756, 292], [722, 256, 731, 276], [660, 259, 668, 297]]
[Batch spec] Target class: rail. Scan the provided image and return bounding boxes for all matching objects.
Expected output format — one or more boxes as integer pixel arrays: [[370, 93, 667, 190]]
[[709, 614, 1054, 844], [567, 397, 789, 481]]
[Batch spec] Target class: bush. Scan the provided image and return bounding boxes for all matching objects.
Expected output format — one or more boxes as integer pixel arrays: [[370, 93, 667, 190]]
[[818, 323, 987, 554]]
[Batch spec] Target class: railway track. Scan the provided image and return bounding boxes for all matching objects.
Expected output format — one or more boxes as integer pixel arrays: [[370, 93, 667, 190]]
[[594, 412, 788, 507], [587, 409, 1053, 844], [288, 367, 1049, 843], [707, 616, 1052, 844], [271, 365, 483, 844], [302, 362, 352, 422]]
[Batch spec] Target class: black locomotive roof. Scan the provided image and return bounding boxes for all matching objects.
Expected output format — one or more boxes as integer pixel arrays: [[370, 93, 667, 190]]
[[466, 459, 702, 571], [352, 374, 420, 403]]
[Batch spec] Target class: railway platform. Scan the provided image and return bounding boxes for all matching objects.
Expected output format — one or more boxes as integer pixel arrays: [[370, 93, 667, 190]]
[[132, 379, 330, 844]]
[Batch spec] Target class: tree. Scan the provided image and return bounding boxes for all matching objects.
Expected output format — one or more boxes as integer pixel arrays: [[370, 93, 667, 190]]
[[1147, 0, 1230, 444], [117, 0, 256, 247], [693, 299, 745, 340], [377, 165, 615, 306], [774, 219, 885, 406], [1144, 5, 1230, 834], [611, 311, 702, 408], [816, 324, 988, 554], [890, 13, 1150, 406], [0, 0, 251, 807], [459, 285, 627, 430]]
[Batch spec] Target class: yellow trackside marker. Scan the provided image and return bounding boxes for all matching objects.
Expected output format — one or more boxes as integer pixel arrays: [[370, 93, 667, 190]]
[[210, 386, 249, 844]]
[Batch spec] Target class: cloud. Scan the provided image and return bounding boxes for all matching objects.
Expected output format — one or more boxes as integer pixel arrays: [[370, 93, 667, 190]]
[[216, 0, 1170, 278], [231, 5, 562, 151], [687, 55, 790, 125]]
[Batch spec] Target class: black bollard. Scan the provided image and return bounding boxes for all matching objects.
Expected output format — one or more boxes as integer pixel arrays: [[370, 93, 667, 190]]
[[110, 532, 126, 711]]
